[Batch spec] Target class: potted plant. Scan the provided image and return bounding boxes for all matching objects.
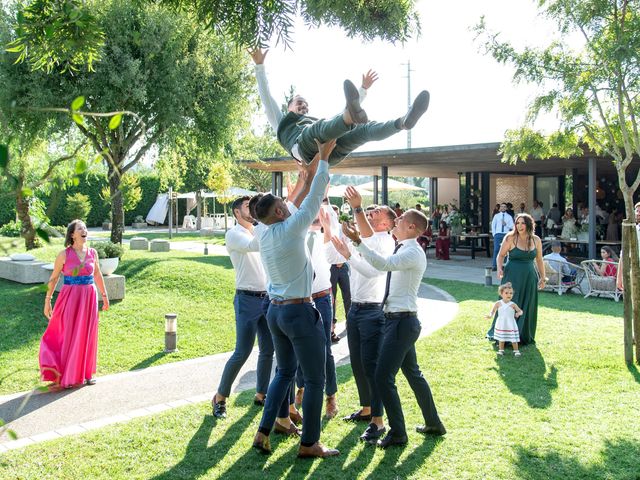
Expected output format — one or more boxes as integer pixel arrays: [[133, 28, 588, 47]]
[[132, 215, 147, 229], [92, 241, 124, 275], [577, 222, 590, 242], [448, 209, 465, 236]]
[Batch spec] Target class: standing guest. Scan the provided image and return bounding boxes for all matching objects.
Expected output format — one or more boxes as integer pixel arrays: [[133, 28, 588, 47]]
[[333, 209, 446, 448], [616, 202, 640, 291], [211, 196, 274, 419], [487, 214, 545, 345], [530, 200, 545, 237], [252, 139, 339, 458], [322, 186, 396, 443], [492, 204, 501, 217], [329, 204, 351, 344], [431, 205, 442, 230], [394, 203, 404, 217], [594, 246, 618, 277], [491, 203, 515, 271], [440, 205, 450, 225], [435, 220, 451, 260], [40, 220, 109, 389], [606, 208, 621, 242], [546, 203, 562, 226], [518, 202, 526, 214], [506, 203, 515, 218]]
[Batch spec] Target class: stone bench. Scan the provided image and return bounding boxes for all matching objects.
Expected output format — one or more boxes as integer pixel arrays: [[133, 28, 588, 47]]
[[130, 237, 149, 250], [0, 257, 51, 284], [43, 264, 126, 301], [150, 239, 170, 252]]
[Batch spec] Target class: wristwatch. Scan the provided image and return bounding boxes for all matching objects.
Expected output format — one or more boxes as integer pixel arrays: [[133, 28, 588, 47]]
[[354, 207, 363, 214]]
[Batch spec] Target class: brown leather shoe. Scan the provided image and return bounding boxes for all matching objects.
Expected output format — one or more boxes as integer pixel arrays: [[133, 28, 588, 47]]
[[399, 90, 430, 129], [325, 395, 338, 419], [297, 442, 340, 458], [290, 409, 303, 426], [252, 432, 271, 455], [295, 387, 304, 409], [343, 80, 368, 124], [274, 422, 302, 437]]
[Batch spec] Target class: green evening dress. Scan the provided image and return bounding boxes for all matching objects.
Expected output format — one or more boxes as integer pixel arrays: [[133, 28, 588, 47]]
[[487, 246, 539, 345]]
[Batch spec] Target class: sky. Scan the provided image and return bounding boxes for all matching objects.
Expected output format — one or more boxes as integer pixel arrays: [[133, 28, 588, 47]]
[[253, 0, 564, 153]]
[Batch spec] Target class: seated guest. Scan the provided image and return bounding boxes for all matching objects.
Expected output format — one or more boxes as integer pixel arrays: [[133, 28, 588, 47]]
[[543, 240, 576, 282], [560, 208, 578, 238], [435, 220, 450, 260], [595, 246, 618, 277]]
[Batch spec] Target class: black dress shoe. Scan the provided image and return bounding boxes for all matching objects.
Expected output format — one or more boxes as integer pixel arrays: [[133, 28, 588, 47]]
[[377, 433, 408, 449], [212, 400, 227, 418], [343, 80, 368, 124], [342, 409, 372, 422], [416, 423, 447, 436], [330, 332, 340, 344], [400, 91, 430, 129], [253, 395, 266, 407], [85, 378, 96, 386], [360, 423, 386, 444]]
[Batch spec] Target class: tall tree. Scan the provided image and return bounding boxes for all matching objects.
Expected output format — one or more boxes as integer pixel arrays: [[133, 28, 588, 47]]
[[4, 0, 254, 243], [476, 0, 640, 363]]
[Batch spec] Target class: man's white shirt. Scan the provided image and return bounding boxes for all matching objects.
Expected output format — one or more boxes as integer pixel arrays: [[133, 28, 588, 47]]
[[491, 212, 514, 235], [225, 223, 267, 291]]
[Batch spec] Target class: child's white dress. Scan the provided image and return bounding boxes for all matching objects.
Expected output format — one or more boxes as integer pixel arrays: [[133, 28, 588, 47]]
[[493, 300, 520, 343]]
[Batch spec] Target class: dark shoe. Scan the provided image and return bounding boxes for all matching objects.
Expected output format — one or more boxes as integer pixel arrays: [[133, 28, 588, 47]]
[[85, 378, 96, 386], [295, 387, 304, 409], [399, 90, 430, 129], [297, 442, 340, 458], [342, 409, 372, 423], [274, 422, 302, 437], [377, 433, 408, 449], [252, 432, 271, 455], [492, 267, 497, 272], [253, 395, 266, 407], [343, 80, 368, 124], [325, 395, 338, 419], [290, 409, 303, 426], [212, 400, 226, 419], [330, 332, 340, 344], [360, 423, 386, 444], [416, 423, 447, 436]]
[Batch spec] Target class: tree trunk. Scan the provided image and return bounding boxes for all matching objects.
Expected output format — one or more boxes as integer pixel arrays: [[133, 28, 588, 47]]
[[621, 221, 635, 363], [108, 165, 125, 244], [15, 171, 38, 250]]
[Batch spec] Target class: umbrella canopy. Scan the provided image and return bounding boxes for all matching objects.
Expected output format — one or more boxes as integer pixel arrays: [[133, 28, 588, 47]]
[[356, 178, 425, 192], [326, 184, 372, 198], [200, 187, 258, 198]]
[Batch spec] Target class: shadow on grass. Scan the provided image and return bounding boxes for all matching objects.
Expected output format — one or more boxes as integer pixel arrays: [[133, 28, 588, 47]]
[[513, 439, 640, 479], [494, 345, 558, 409], [626, 363, 640, 384], [367, 435, 442, 480], [0, 282, 49, 355], [150, 390, 259, 480], [129, 352, 166, 371], [173, 255, 233, 270]]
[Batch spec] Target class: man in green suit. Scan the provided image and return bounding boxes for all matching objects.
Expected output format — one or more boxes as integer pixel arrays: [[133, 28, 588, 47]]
[[251, 48, 430, 166]]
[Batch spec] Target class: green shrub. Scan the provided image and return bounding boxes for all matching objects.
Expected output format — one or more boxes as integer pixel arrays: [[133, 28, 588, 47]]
[[64, 192, 92, 222], [91, 241, 124, 259], [0, 220, 21, 237]]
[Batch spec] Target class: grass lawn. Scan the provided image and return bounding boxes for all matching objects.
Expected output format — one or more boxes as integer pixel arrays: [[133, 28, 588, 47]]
[[1, 280, 637, 479], [89, 231, 226, 243]]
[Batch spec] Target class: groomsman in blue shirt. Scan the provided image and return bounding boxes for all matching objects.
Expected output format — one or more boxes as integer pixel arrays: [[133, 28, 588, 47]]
[[252, 139, 340, 459]]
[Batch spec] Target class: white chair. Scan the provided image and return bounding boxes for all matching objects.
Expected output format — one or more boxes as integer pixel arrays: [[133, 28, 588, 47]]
[[581, 260, 622, 301], [182, 215, 196, 230], [543, 259, 584, 296]]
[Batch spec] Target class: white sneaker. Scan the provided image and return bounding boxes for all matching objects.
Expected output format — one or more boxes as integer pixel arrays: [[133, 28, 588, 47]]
[[514, 351, 521, 357], [497, 350, 504, 356]]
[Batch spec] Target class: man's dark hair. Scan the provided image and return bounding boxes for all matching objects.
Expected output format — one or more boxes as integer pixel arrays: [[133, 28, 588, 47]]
[[255, 193, 278, 222], [248, 194, 264, 220], [231, 196, 251, 219], [553, 203, 558, 207]]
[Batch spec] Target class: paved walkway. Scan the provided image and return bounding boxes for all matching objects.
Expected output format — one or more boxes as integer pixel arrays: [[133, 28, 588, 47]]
[[0, 281, 458, 452]]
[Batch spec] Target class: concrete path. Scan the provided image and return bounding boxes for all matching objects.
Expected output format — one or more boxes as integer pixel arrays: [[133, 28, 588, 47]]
[[0, 283, 458, 452]]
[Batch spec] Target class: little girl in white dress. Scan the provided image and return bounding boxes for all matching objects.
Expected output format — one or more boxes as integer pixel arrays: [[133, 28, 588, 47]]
[[486, 282, 524, 356]]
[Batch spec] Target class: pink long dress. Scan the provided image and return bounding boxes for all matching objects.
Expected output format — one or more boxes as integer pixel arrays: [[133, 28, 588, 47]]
[[39, 247, 99, 387]]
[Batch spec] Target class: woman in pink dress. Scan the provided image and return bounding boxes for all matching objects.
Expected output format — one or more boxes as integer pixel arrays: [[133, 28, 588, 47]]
[[40, 219, 109, 388]]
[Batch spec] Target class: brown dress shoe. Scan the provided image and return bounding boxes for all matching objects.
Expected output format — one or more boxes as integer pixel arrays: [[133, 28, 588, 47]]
[[252, 432, 271, 455], [325, 395, 338, 419], [274, 422, 302, 437], [289, 409, 303, 426], [343, 80, 368, 124], [297, 442, 340, 458]]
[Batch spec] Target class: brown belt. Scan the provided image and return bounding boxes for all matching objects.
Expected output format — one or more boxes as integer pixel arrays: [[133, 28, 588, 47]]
[[312, 288, 332, 299], [271, 297, 312, 305]]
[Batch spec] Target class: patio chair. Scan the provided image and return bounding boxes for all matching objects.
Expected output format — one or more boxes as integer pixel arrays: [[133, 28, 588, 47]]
[[543, 259, 584, 296], [182, 215, 196, 230], [581, 260, 622, 302]]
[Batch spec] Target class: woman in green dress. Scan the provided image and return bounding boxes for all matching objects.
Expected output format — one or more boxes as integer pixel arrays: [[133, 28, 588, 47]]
[[487, 213, 546, 345]]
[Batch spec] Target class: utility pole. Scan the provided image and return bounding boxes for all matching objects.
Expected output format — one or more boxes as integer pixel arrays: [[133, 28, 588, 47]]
[[401, 59, 413, 149]]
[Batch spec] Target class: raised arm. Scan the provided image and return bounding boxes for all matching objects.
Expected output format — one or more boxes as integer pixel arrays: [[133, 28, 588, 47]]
[[345, 186, 374, 238], [250, 48, 283, 131]]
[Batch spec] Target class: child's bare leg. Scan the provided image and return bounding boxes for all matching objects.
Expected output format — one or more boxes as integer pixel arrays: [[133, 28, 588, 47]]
[[513, 342, 520, 355]]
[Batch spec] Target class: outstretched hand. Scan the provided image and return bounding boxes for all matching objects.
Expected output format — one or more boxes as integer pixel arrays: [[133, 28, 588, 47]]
[[361, 69, 379, 90], [341, 221, 361, 244], [331, 235, 350, 259], [319, 206, 332, 234], [314, 138, 337, 161], [344, 186, 362, 209], [249, 48, 268, 65]]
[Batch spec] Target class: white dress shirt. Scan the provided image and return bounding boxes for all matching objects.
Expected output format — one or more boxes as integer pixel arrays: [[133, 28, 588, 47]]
[[259, 161, 329, 300], [530, 206, 545, 222], [491, 212, 515, 235], [225, 223, 266, 291], [348, 231, 396, 303], [356, 238, 426, 313], [308, 229, 332, 293]]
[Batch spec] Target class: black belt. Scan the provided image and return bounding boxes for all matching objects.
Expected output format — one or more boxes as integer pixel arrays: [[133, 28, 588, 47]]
[[384, 311, 417, 319], [236, 289, 268, 298], [352, 302, 383, 309]]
